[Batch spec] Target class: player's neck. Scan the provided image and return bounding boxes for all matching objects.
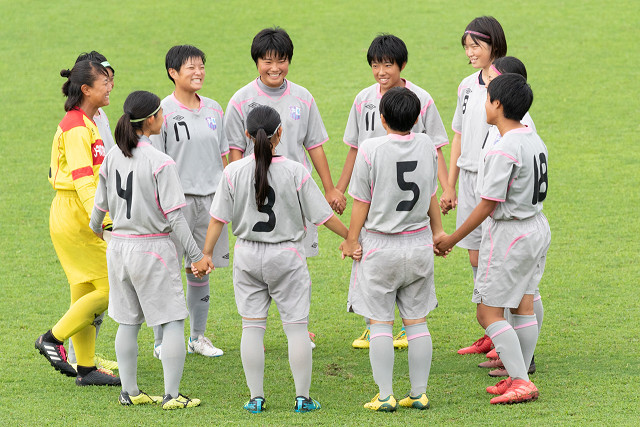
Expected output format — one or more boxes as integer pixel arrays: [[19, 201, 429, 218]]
[[77, 100, 99, 120], [173, 89, 200, 110], [496, 118, 525, 137]]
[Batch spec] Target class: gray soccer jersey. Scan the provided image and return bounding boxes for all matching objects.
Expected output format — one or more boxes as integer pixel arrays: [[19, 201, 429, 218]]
[[150, 94, 228, 196], [343, 80, 448, 150], [94, 108, 115, 153], [477, 113, 536, 194], [348, 132, 438, 234], [452, 71, 490, 172], [224, 79, 329, 172], [479, 127, 548, 220], [210, 155, 334, 243]]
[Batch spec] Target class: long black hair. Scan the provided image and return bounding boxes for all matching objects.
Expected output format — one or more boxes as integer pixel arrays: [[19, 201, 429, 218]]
[[245, 105, 282, 208], [60, 60, 108, 112], [114, 91, 161, 158]]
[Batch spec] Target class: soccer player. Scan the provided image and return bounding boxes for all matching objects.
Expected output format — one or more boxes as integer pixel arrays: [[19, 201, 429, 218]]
[[334, 34, 450, 350], [66, 51, 118, 373], [340, 87, 447, 412], [90, 90, 210, 409], [150, 45, 229, 359], [197, 105, 352, 413], [35, 60, 120, 386], [440, 16, 508, 355], [435, 73, 550, 404]]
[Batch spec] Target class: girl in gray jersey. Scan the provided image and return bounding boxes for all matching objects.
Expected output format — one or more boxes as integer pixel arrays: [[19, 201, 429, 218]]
[[196, 105, 353, 414], [90, 91, 213, 410]]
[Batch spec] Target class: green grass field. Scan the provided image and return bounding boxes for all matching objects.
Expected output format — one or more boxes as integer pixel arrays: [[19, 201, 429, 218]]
[[1, 0, 638, 425]]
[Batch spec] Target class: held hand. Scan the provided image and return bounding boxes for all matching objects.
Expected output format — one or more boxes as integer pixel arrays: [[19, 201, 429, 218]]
[[434, 233, 454, 257], [340, 240, 361, 260], [326, 188, 346, 215], [191, 256, 214, 278], [94, 230, 104, 240], [440, 188, 457, 215]]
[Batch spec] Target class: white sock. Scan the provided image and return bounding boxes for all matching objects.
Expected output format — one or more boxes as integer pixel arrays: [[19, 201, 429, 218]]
[[486, 320, 528, 381], [369, 323, 394, 398], [241, 319, 266, 398], [512, 314, 538, 368], [115, 323, 141, 395], [186, 274, 210, 339], [283, 320, 312, 398], [405, 322, 432, 396], [160, 320, 186, 397]]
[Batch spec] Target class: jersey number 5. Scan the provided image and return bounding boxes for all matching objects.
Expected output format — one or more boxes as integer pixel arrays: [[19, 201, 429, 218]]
[[115, 170, 133, 219], [253, 186, 276, 232], [396, 161, 420, 211], [532, 153, 548, 205]]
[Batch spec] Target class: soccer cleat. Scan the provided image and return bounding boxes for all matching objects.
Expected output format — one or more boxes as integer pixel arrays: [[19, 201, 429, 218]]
[[309, 331, 316, 350], [529, 356, 536, 374], [76, 368, 121, 386], [457, 334, 493, 355], [162, 393, 201, 410], [487, 377, 513, 395], [399, 393, 430, 410], [489, 379, 539, 404], [153, 344, 161, 360], [95, 353, 118, 371], [363, 393, 398, 412], [486, 348, 498, 359], [294, 396, 321, 412], [478, 358, 504, 369], [393, 327, 408, 349], [34, 334, 77, 377], [352, 328, 370, 349], [489, 360, 536, 377], [244, 396, 266, 413], [188, 335, 223, 357], [119, 390, 162, 406]]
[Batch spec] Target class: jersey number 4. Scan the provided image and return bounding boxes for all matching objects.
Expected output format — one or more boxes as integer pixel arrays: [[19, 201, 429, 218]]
[[115, 170, 133, 219], [396, 161, 420, 211], [253, 186, 276, 232], [532, 153, 548, 205]]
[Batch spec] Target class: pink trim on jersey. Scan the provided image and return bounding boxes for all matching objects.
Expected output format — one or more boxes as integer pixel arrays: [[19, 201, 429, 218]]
[[282, 247, 305, 262], [252, 78, 291, 101], [490, 324, 512, 340], [209, 213, 229, 224], [389, 132, 415, 141], [316, 212, 334, 226], [504, 232, 532, 259], [504, 126, 533, 136], [361, 150, 371, 166], [137, 141, 151, 147], [171, 93, 204, 111], [362, 248, 379, 262], [435, 141, 449, 149], [376, 84, 382, 99], [99, 169, 107, 179], [295, 96, 312, 109], [484, 222, 494, 284], [230, 99, 250, 117], [307, 138, 328, 150], [143, 251, 168, 269], [224, 170, 234, 191], [203, 106, 223, 116], [243, 324, 266, 330], [154, 191, 167, 219], [533, 294, 542, 302], [431, 184, 439, 198], [162, 110, 178, 126], [221, 150, 230, 156], [364, 226, 429, 236], [508, 177, 516, 191], [271, 156, 287, 163], [486, 150, 520, 164], [407, 331, 431, 341], [187, 279, 208, 287], [452, 126, 462, 134], [297, 174, 311, 191], [94, 204, 107, 213], [348, 192, 371, 204], [457, 84, 470, 97], [482, 195, 506, 202], [370, 332, 393, 340], [164, 203, 186, 215], [153, 160, 176, 177], [420, 99, 434, 116], [344, 139, 358, 149], [113, 233, 170, 238], [514, 320, 538, 330], [354, 99, 372, 114]]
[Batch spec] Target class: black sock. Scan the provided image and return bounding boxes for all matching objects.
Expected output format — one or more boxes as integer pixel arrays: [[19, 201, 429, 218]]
[[77, 365, 97, 376], [43, 330, 63, 345]]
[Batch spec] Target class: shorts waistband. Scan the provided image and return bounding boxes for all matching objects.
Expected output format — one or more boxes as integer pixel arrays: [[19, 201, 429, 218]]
[[488, 212, 547, 227], [111, 233, 171, 241], [363, 226, 431, 240], [55, 190, 78, 198], [236, 237, 304, 250]]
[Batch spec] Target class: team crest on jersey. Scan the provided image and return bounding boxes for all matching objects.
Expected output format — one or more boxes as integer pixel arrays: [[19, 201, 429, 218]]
[[248, 102, 260, 110], [92, 141, 105, 164], [365, 103, 376, 110], [289, 105, 301, 120], [206, 116, 217, 130], [174, 115, 184, 121]]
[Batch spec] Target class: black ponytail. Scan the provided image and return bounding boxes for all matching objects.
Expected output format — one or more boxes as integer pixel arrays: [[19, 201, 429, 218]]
[[60, 60, 107, 112], [114, 91, 161, 158], [245, 105, 282, 209]]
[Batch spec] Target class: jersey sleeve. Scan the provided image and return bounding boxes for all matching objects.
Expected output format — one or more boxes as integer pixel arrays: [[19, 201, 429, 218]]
[[347, 147, 372, 204], [155, 161, 187, 214], [209, 169, 234, 223], [224, 98, 248, 152], [451, 83, 464, 134], [422, 100, 449, 149], [342, 99, 360, 149], [65, 127, 99, 217], [217, 109, 230, 156], [303, 98, 329, 150], [296, 169, 334, 225], [480, 148, 519, 202]]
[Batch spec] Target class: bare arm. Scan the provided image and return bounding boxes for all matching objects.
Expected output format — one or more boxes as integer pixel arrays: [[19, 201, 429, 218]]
[[335, 146, 358, 194], [435, 198, 496, 253], [440, 132, 461, 214], [436, 146, 450, 195], [308, 145, 346, 214], [339, 199, 369, 260], [229, 149, 243, 163], [322, 214, 349, 239]]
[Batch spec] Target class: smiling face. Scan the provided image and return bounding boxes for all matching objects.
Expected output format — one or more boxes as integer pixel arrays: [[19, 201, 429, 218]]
[[371, 60, 405, 94], [170, 56, 205, 93], [256, 52, 289, 88], [83, 71, 111, 108], [464, 34, 492, 70]]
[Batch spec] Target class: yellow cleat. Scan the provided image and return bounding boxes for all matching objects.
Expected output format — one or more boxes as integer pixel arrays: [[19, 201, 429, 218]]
[[364, 393, 398, 412], [393, 328, 408, 349], [352, 328, 370, 349], [399, 392, 430, 410]]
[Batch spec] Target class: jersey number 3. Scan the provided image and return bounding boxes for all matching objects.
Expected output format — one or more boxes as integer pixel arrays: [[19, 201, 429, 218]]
[[532, 153, 548, 205], [396, 161, 420, 211], [115, 170, 133, 219], [253, 186, 276, 232]]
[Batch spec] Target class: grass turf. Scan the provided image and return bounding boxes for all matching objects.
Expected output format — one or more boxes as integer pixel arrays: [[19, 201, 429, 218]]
[[0, 0, 638, 425]]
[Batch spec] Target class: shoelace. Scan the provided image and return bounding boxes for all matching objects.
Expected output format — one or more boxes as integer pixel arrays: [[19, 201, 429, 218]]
[[97, 368, 117, 377], [57, 344, 68, 361]]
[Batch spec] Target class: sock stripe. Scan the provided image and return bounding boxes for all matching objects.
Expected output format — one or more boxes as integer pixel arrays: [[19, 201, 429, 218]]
[[533, 295, 542, 302], [282, 321, 308, 325], [407, 332, 431, 341], [370, 332, 393, 340], [489, 325, 513, 339], [513, 320, 538, 330], [243, 325, 266, 330]]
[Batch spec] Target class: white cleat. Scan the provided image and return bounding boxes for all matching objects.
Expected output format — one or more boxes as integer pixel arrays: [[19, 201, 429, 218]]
[[188, 335, 223, 357], [153, 344, 162, 360]]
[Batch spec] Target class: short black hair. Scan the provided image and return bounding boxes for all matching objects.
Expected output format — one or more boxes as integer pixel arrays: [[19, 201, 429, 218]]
[[492, 56, 527, 80], [461, 16, 507, 61], [251, 27, 294, 64], [367, 34, 408, 67], [379, 87, 420, 132], [76, 51, 114, 75], [165, 45, 206, 83], [487, 73, 532, 121]]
